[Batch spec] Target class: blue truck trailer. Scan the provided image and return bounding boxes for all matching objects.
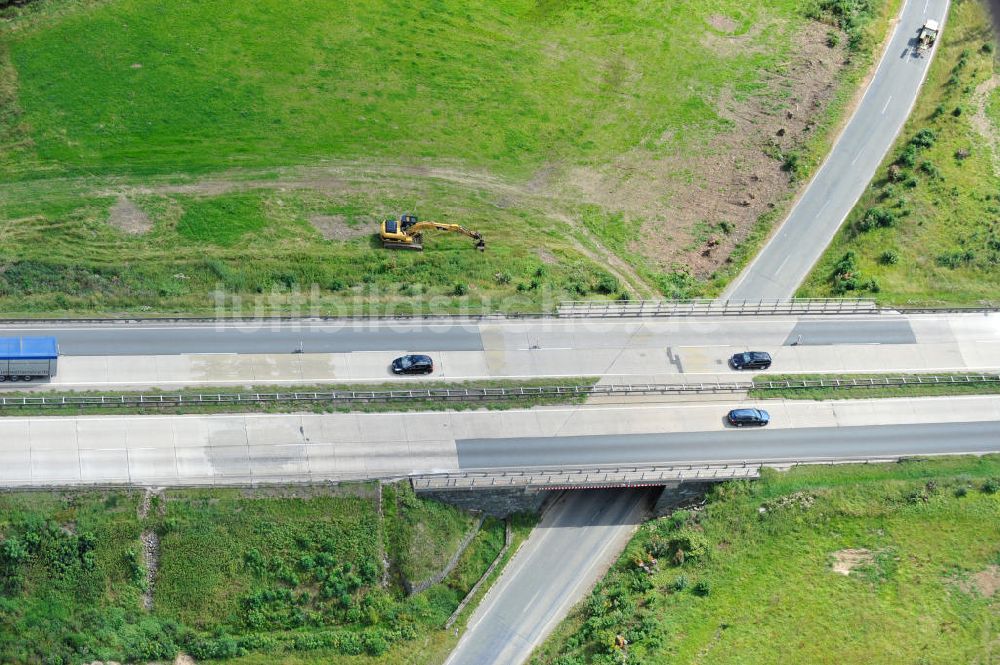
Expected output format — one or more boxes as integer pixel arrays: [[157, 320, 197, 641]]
[[0, 337, 59, 382]]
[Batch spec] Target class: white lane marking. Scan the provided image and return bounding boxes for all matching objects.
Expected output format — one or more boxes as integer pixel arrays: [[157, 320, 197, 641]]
[[516, 347, 572, 351], [850, 149, 864, 165], [924, 0, 930, 13], [775, 255, 791, 274], [817, 200, 831, 217], [881, 96, 892, 114]]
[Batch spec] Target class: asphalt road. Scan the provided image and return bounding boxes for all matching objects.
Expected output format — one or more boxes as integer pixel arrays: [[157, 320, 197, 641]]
[[783, 319, 916, 345], [456, 421, 1000, 469], [726, 0, 951, 300], [0, 315, 943, 356], [0, 322, 484, 355], [444, 489, 654, 665]]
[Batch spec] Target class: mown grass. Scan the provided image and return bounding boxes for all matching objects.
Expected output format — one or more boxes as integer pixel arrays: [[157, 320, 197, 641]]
[[752, 372, 1000, 399], [0, 0, 894, 313], [0, 482, 525, 663], [0, 182, 628, 314], [799, 0, 1000, 305], [3, 0, 829, 179], [0, 376, 595, 417], [532, 455, 1000, 665]]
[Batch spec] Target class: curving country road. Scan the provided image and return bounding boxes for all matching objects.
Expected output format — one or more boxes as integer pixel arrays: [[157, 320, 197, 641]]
[[726, 0, 950, 300]]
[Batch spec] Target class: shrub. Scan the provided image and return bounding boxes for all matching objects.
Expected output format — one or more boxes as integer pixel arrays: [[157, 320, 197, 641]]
[[671, 575, 689, 592], [857, 207, 897, 232], [452, 283, 468, 296], [826, 31, 840, 47], [879, 250, 899, 265], [594, 274, 620, 295], [692, 580, 711, 597], [931, 104, 946, 118], [897, 144, 918, 168], [952, 106, 963, 117], [782, 152, 801, 176], [936, 250, 976, 269], [864, 278, 880, 293], [919, 160, 941, 179], [493, 271, 511, 285], [910, 128, 936, 149], [982, 478, 1000, 494]]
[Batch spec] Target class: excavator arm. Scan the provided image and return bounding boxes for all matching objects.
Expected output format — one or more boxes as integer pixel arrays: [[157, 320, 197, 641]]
[[380, 217, 486, 251]]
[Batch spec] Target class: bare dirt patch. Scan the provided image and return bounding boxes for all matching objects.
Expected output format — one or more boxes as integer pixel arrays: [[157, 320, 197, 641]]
[[565, 19, 848, 279], [969, 74, 1000, 173], [309, 214, 371, 241], [707, 14, 739, 33], [831, 548, 874, 575], [108, 196, 153, 234], [958, 564, 1000, 597]]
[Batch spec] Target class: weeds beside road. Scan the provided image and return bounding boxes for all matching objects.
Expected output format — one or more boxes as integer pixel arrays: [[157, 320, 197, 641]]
[[801, 0, 1000, 304]]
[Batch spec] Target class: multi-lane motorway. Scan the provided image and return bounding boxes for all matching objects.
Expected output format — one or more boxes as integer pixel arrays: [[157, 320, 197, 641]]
[[4, 395, 998, 486], [5, 312, 999, 388]]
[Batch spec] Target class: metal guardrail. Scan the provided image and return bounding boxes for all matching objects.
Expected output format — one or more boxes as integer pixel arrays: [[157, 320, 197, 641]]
[[0, 299, 997, 326], [0, 374, 996, 410], [754, 373, 1000, 390], [557, 298, 878, 317]]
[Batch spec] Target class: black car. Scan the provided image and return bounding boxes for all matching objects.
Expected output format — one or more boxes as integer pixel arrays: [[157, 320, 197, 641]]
[[727, 408, 770, 427], [391, 354, 434, 375], [729, 351, 772, 370]]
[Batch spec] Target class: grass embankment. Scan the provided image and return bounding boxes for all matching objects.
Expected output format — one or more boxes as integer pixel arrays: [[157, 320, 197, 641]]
[[800, 0, 1000, 304], [0, 377, 594, 417], [752, 372, 1000, 399], [0, 0, 887, 313], [0, 483, 536, 664], [532, 455, 1000, 665]]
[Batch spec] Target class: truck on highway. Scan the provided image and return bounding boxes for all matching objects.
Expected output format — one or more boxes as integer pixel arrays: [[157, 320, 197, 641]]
[[0, 337, 59, 382]]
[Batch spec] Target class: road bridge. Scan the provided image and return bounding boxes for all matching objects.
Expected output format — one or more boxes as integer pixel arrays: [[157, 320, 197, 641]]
[[2, 395, 996, 488]]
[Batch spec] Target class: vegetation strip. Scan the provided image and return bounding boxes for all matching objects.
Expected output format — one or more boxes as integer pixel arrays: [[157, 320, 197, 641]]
[[4, 374, 1000, 414], [0, 482, 526, 664], [532, 455, 1000, 664], [752, 373, 1000, 399]]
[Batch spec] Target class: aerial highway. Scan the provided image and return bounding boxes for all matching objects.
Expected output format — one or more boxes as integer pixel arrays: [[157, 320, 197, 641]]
[[455, 0, 953, 658], [3, 312, 999, 388], [3, 395, 997, 486], [726, 0, 950, 300]]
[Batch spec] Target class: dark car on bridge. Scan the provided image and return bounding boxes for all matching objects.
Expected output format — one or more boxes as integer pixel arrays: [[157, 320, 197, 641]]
[[729, 351, 772, 370], [391, 354, 434, 375], [727, 408, 770, 427]]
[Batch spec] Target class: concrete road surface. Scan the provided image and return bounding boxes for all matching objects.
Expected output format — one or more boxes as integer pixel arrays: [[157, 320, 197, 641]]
[[445, 489, 654, 665], [10, 313, 1000, 389], [726, 0, 950, 300], [3, 395, 998, 486]]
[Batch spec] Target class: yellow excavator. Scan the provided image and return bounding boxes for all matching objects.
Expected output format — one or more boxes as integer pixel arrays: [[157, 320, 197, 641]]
[[379, 214, 485, 251]]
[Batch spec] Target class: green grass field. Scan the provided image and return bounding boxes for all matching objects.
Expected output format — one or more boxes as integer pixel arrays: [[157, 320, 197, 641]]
[[0, 483, 528, 663], [532, 455, 1000, 665], [799, 0, 1000, 305], [0, 0, 888, 314]]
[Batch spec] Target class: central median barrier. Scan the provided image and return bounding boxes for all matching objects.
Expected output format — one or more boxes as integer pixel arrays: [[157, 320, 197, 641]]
[[1, 373, 998, 411]]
